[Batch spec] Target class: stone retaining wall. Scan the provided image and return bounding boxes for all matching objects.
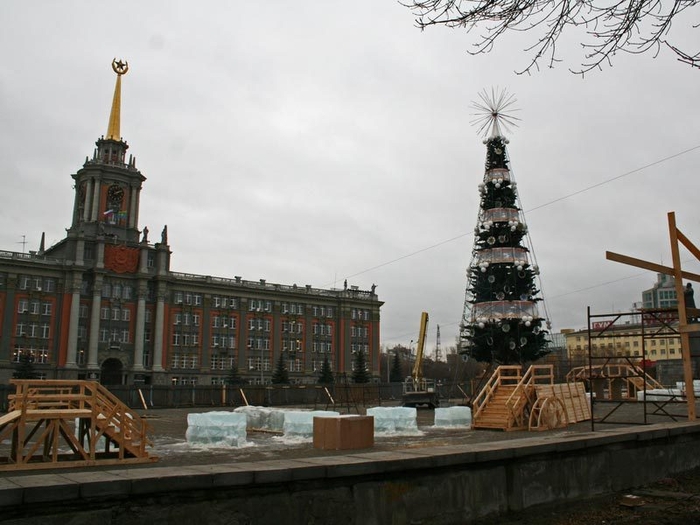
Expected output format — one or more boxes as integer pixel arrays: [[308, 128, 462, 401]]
[[1, 422, 699, 524]]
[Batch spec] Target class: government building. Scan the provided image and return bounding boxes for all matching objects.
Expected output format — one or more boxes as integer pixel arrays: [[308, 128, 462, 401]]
[[0, 61, 383, 386]]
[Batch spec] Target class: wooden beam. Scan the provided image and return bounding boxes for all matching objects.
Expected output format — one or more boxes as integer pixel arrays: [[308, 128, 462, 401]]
[[605, 251, 700, 282], [668, 212, 696, 420], [677, 228, 700, 261]]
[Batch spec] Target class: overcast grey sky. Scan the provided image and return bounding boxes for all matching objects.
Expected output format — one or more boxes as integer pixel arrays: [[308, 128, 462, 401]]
[[2, 1, 699, 357]]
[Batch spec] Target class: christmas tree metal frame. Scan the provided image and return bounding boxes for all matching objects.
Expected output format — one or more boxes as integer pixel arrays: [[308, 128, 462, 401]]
[[460, 89, 551, 365]]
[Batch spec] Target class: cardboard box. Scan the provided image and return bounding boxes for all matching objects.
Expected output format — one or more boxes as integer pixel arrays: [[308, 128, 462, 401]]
[[313, 415, 374, 450]]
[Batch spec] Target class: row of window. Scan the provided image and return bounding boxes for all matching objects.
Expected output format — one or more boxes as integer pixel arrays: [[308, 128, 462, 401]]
[[313, 323, 332, 336], [282, 321, 303, 333], [99, 329, 131, 344], [351, 326, 369, 338], [15, 323, 50, 338], [573, 338, 680, 350], [351, 343, 369, 354], [171, 354, 199, 369], [174, 291, 203, 306], [17, 276, 56, 292], [101, 307, 131, 321], [351, 309, 371, 321], [101, 283, 134, 300], [12, 346, 50, 363], [213, 295, 237, 309], [17, 300, 52, 316], [174, 313, 201, 326]]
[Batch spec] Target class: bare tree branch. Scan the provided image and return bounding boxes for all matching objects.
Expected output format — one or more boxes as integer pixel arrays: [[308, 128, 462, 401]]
[[401, 0, 699, 74]]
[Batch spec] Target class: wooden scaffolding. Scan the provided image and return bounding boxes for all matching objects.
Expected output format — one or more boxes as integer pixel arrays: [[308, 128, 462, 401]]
[[0, 380, 156, 471], [606, 211, 700, 420]]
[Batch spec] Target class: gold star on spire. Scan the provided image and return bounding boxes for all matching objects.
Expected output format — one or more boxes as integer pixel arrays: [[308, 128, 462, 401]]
[[106, 58, 128, 140]]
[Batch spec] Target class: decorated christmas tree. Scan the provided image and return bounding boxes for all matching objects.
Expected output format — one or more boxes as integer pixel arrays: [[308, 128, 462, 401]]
[[460, 90, 550, 365]]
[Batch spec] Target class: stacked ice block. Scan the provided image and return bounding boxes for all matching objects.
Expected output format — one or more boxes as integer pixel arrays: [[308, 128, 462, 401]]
[[433, 406, 472, 427], [366, 406, 418, 433], [185, 411, 247, 447]]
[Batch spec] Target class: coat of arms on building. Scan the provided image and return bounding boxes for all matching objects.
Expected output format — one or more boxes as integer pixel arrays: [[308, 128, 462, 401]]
[[104, 244, 139, 274]]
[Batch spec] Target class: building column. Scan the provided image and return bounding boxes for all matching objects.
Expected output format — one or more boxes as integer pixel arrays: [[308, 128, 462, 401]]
[[133, 284, 147, 371], [65, 274, 82, 368], [83, 179, 94, 222], [152, 286, 166, 372], [90, 179, 101, 222], [128, 184, 138, 229], [87, 277, 103, 372]]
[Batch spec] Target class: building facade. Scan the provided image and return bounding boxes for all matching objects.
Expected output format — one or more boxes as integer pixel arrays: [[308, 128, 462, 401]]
[[563, 319, 682, 364], [642, 273, 678, 309], [0, 61, 383, 386]]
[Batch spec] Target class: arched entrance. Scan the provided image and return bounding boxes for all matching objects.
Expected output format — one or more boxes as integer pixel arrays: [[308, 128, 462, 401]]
[[101, 358, 124, 385]]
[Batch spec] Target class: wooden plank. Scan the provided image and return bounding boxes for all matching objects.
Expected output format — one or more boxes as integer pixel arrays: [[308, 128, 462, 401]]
[[24, 409, 92, 419], [605, 251, 700, 282], [0, 410, 21, 427]]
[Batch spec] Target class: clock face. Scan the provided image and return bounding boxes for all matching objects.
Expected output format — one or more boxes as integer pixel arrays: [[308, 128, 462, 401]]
[[107, 185, 124, 203]]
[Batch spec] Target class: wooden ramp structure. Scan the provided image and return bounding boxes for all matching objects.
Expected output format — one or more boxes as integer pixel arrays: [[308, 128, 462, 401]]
[[472, 365, 591, 431], [566, 363, 664, 401], [0, 380, 156, 471]]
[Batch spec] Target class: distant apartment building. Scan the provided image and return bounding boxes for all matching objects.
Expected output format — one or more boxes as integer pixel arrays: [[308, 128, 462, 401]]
[[642, 273, 678, 309]]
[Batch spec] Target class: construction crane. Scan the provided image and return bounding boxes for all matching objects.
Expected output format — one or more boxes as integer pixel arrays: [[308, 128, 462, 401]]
[[435, 324, 442, 363], [402, 312, 439, 408]]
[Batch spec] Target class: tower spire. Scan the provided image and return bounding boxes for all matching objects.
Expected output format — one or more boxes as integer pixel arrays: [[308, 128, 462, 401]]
[[106, 59, 129, 141]]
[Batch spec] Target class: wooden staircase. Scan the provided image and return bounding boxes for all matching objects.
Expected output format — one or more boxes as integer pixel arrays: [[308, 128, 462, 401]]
[[0, 380, 157, 471], [472, 365, 557, 431], [473, 384, 521, 430]]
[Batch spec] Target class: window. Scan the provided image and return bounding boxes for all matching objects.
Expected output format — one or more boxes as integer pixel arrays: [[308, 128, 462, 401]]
[[42, 302, 52, 316], [194, 294, 202, 306], [110, 329, 120, 342], [174, 313, 182, 325], [41, 324, 50, 339], [29, 301, 40, 315], [122, 309, 130, 321], [113, 284, 122, 299], [123, 286, 132, 300], [147, 252, 155, 268], [172, 333, 180, 346], [15, 324, 26, 337], [44, 279, 56, 292], [102, 283, 111, 298], [112, 308, 120, 321], [17, 299, 28, 313], [100, 329, 109, 342], [19, 276, 30, 290], [145, 309, 152, 323], [79, 304, 88, 318], [174, 292, 183, 304], [121, 330, 130, 343]]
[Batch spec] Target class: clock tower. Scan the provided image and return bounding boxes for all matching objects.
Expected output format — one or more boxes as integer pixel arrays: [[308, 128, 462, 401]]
[[67, 59, 145, 245]]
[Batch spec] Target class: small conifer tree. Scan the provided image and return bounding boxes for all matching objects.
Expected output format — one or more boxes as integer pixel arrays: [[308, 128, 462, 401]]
[[317, 356, 334, 384], [271, 353, 290, 384], [13, 352, 37, 380], [352, 350, 370, 384]]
